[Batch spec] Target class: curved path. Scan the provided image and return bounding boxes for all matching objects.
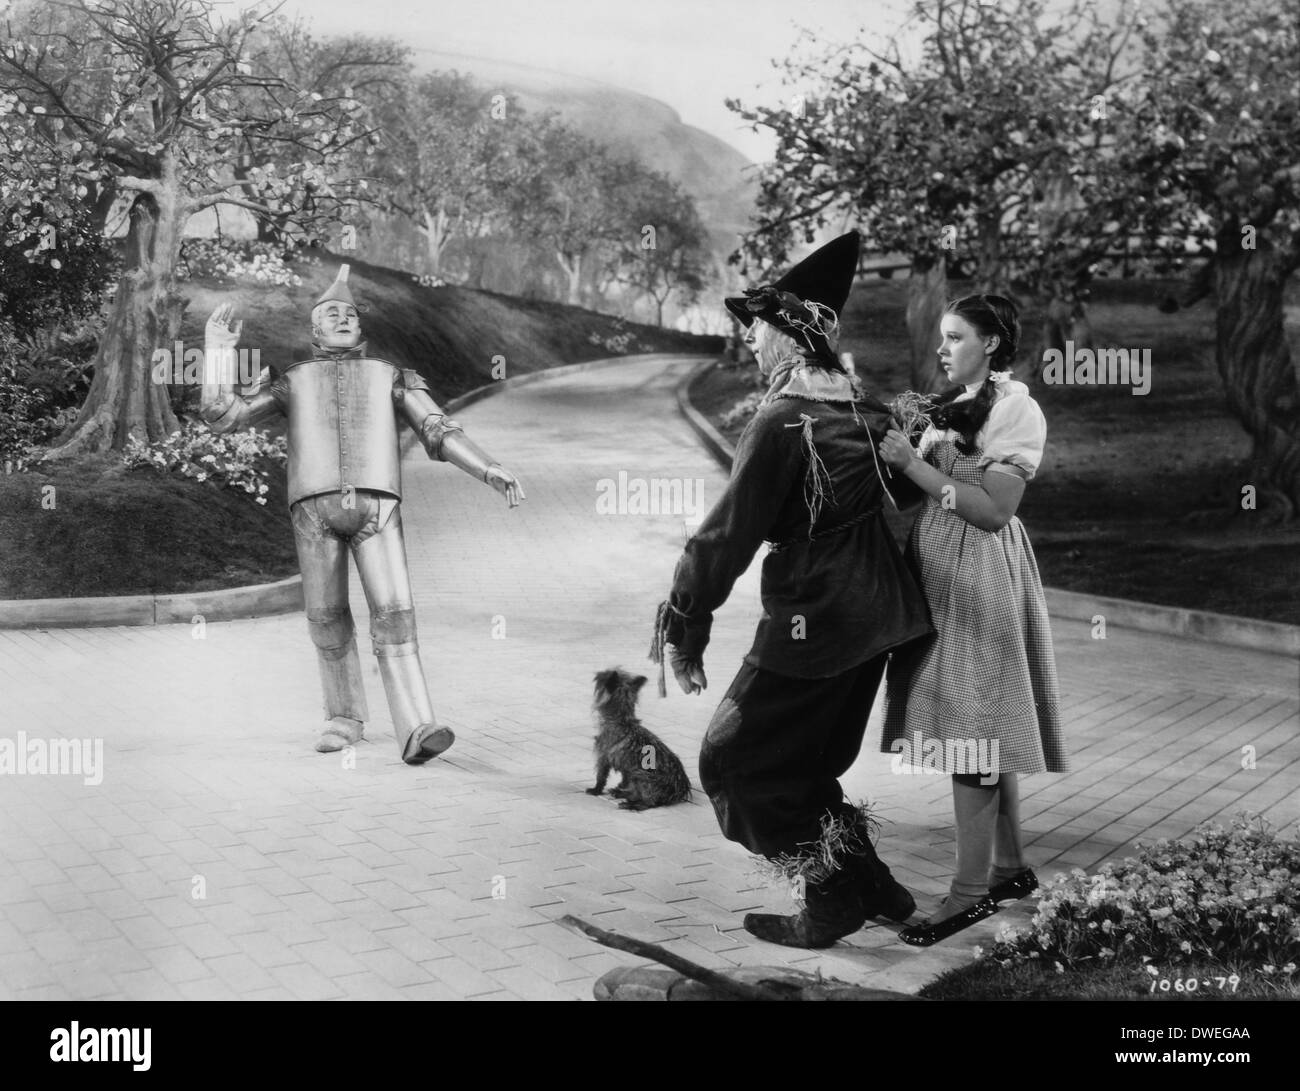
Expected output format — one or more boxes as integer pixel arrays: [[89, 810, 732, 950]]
[[0, 354, 1295, 1000]]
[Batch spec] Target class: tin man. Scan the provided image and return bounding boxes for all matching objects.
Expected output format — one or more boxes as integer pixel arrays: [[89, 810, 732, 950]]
[[201, 264, 524, 764]]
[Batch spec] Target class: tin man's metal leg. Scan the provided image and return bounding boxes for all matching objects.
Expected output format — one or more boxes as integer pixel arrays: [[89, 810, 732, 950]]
[[293, 500, 369, 751], [354, 502, 454, 764]]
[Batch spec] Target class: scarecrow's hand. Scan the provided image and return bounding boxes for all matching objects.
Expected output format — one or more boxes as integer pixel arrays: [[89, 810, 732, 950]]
[[669, 648, 707, 695]]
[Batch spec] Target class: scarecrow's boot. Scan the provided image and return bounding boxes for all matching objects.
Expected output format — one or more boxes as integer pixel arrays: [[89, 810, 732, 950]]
[[743, 864, 866, 949], [846, 810, 916, 922]]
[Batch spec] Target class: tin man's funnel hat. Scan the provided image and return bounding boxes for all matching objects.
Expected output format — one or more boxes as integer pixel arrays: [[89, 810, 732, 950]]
[[314, 264, 357, 310]]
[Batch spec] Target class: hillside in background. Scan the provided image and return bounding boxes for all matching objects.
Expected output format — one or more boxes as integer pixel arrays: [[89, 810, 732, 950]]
[[413, 50, 757, 257]]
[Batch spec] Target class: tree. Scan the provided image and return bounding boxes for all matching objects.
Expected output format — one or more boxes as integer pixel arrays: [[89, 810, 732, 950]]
[[612, 171, 709, 326], [0, 0, 376, 456], [377, 72, 531, 279], [727, 0, 1146, 390], [247, 14, 408, 247], [1117, 0, 1300, 517], [508, 119, 640, 306]]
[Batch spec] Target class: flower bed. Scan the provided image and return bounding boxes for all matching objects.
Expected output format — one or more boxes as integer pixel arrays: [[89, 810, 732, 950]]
[[922, 816, 1299, 1000], [123, 420, 287, 505], [986, 816, 1298, 977]]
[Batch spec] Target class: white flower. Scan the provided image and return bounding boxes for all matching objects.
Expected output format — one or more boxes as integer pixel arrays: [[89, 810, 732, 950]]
[[989, 370, 1012, 384]]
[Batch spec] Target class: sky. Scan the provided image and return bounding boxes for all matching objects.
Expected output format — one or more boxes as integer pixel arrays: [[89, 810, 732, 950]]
[[259, 0, 919, 163]]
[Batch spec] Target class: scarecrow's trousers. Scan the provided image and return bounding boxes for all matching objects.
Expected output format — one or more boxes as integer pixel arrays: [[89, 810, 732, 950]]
[[699, 653, 888, 858]]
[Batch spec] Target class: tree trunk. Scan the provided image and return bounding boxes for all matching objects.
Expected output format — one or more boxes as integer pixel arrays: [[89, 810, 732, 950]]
[[974, 209, 1004, 294], [1033, 281, 1094, 380], [557, 252, 582, 306], [906, 254, 949, 392], [422, 206, 451, 277], [233, 155, 282, 244], [1212, 238, 1300, 519], [45, 183, 185, 458], [467, 242, 488, 289]]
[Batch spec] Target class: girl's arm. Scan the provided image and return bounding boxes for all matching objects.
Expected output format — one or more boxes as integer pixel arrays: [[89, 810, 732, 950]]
[[878, 428, 1025, 532]]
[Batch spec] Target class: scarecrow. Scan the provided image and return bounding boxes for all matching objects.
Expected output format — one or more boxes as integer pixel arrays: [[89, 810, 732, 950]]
[[652, 233, 933, 947]]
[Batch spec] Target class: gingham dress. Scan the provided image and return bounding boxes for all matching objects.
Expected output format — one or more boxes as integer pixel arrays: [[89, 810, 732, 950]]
[[880, 395, 1067, 775]]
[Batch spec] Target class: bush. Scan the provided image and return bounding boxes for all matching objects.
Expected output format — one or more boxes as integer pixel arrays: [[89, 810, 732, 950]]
[[719, 390, 764, 431], [0, 317, 96, 468], [985, 815, 1300, 978], [178, 238, 307, 288], [0, 213, 118, 338], [122, 420, 287, 505]]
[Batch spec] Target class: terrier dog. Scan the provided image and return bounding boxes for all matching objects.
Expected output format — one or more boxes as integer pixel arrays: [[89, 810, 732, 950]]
[[587, 668, 692, 811]]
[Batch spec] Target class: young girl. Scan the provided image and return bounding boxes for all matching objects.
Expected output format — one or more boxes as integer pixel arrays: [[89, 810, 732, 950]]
[[877, 294, 1067, 946]]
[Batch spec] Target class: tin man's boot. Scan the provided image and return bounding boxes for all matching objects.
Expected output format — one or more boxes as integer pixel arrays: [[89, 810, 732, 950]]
[[373, 633, 454, 765], [357, 508, 454, 765], [309, 607, 369, 753]]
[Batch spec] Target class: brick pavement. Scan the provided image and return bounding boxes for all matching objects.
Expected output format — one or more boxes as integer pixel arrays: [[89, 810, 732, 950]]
[[0, 354, 1296, 1000]]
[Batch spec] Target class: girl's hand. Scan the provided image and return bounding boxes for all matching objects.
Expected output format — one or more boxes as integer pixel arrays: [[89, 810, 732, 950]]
[[878, 427, 917, 470]]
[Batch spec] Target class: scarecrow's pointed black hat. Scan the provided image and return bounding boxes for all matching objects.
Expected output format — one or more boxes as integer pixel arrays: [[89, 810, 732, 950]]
[[725, 231, 860, 364]]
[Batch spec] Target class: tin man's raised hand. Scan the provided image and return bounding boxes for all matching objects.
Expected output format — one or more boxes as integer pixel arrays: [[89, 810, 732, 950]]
[[201, 303, 245, 427]]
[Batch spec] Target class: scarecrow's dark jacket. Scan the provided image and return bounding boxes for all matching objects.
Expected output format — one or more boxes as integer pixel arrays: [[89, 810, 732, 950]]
[[666, 392, 934, 679]]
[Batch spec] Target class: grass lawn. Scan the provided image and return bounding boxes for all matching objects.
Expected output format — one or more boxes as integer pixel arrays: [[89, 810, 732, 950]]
[[692, 274, 1300, 625], [0, 451, 298, 599]]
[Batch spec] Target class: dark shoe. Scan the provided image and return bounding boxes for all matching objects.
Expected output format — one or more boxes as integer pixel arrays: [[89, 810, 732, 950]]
[[867, 876, 917, 922], [844, 814, 916, 922], [898, 896, 998, 947], [744, 869, 866, 949], [988, 868, 1038, 903]]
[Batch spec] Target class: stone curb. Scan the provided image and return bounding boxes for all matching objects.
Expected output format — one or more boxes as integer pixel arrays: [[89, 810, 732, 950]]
[[677, 359, 1300, 659], [0, 353, 710, 631]]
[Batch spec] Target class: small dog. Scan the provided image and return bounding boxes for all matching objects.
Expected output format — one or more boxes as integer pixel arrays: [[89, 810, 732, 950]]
[[587, 668, 692, 811]]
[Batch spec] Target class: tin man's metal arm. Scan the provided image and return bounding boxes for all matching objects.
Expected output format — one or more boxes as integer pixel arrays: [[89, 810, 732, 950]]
[[397, 374, 525, 506], [201, 306, 283, 432]]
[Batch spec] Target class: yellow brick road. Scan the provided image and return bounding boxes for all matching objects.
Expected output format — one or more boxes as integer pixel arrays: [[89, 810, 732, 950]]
[[0, 355, 1296, 999]]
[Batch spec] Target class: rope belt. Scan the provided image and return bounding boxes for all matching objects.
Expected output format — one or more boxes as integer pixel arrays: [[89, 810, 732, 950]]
[[766, 507, 879, 554]]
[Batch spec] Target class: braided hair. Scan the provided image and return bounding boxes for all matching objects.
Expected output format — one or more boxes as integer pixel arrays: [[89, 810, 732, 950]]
[[929, 294, 1021, 454]]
